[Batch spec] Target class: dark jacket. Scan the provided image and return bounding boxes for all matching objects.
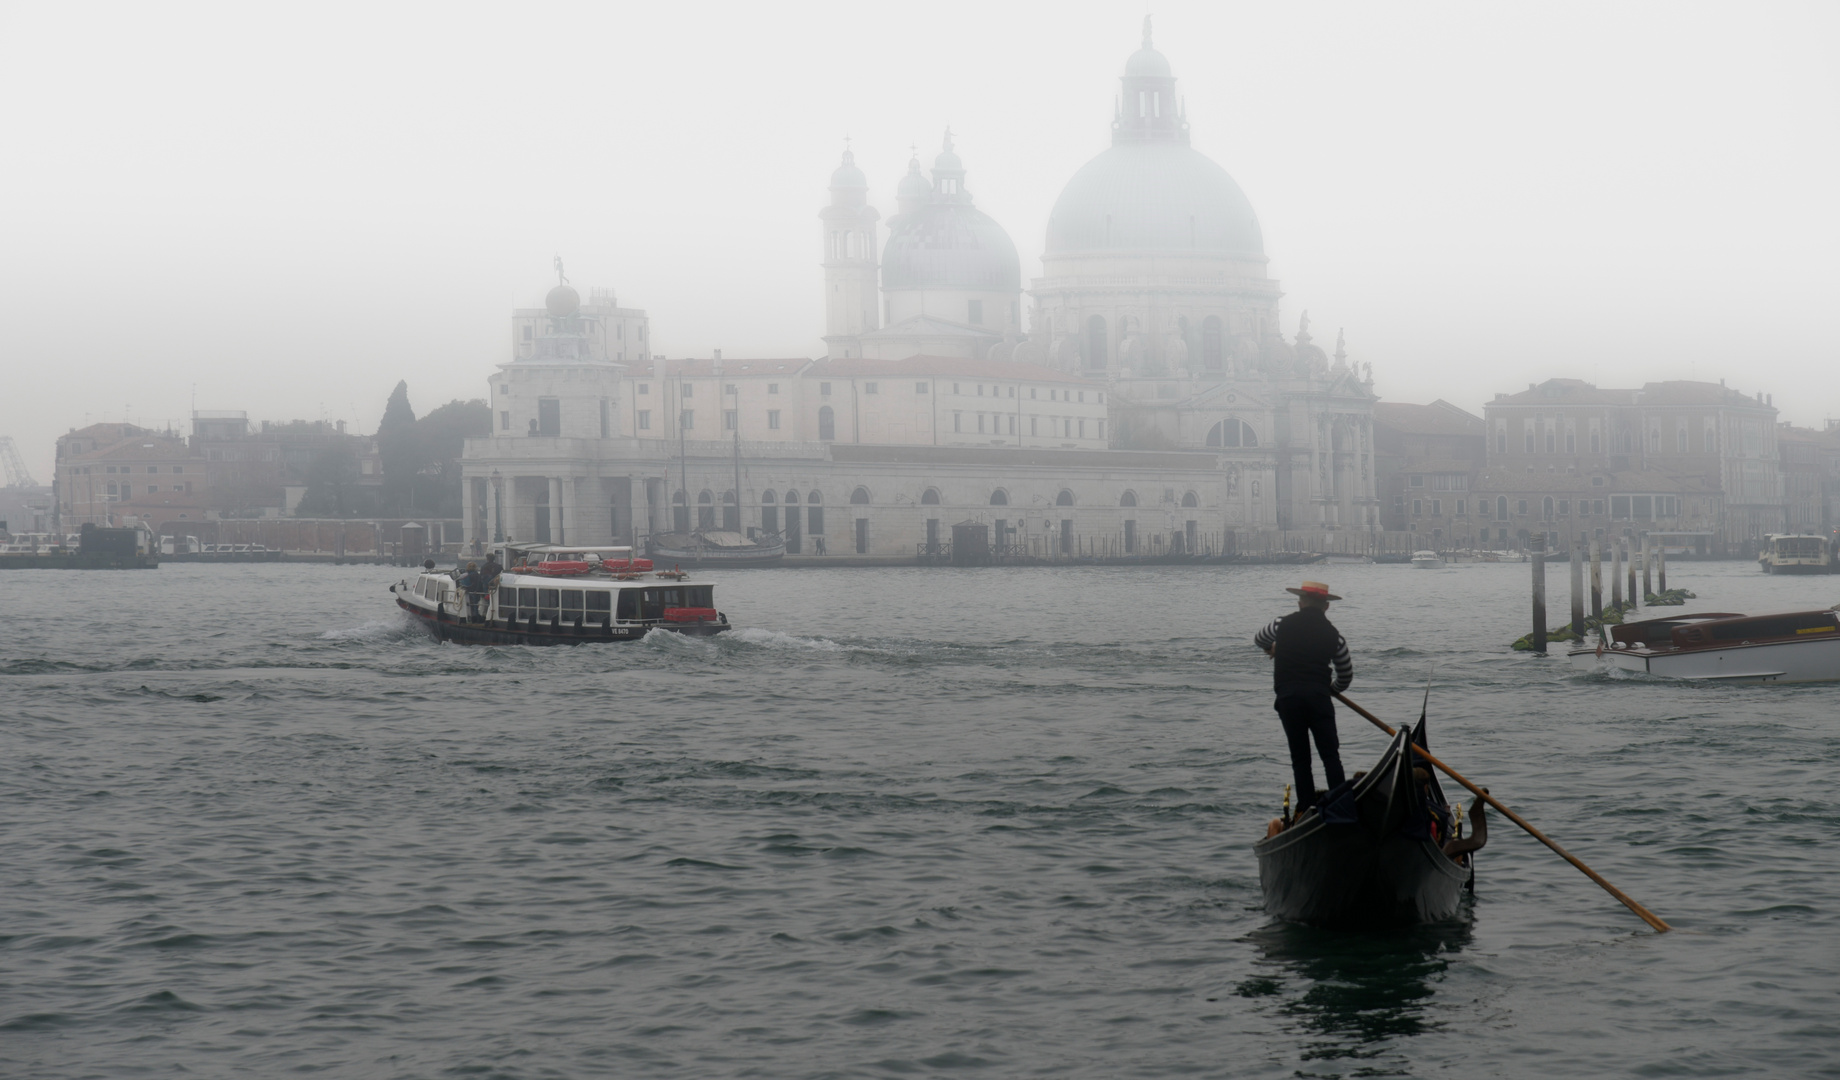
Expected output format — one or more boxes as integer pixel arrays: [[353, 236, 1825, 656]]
[[458, 569, 485, 593], [1254, 607, 1354, 695], [481, 558, 503, 583]]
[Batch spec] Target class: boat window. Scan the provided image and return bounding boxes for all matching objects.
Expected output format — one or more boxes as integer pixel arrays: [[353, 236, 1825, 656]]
[[517, 587, 537, 619], [585, 591, 611, 618], [617, 589, 638, 620], [499, 586, 516, 617], [538, 589, 559, 619], [687, 586, 714, 608], [561, 590, 584, 619], [1709, 614, 1836, 641]]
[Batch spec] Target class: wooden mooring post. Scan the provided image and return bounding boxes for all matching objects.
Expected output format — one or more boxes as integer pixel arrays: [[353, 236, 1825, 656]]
[[1641, 535, 1653, 600], [1590, 535, 1603, 618], [1570, 535, 1585, 637], [1627, 537, 1639, 609], [1531, 539, 1548, 654], [1611, 536, 1624, 609], [1658, 544, 1668, 593]]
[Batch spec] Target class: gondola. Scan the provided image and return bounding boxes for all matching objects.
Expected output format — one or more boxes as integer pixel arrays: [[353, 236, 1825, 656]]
[[1253, 718, 1471, 927]]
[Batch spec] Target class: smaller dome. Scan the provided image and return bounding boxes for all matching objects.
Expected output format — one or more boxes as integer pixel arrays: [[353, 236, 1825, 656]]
[[830, 149, 867, 190], [545, 284, 580, 317], [1124, 46, 1171, 77], [897, 158, 931, 201]]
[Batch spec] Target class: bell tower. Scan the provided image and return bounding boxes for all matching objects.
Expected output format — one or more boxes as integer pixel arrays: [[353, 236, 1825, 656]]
[[819, 142, 881, 358]]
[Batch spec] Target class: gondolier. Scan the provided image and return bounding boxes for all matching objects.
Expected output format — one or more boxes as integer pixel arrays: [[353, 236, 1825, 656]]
[[1254, 580, 1354, 812]]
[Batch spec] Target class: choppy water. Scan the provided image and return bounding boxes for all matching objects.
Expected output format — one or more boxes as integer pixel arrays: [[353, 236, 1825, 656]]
[[3, 560, 1837, 1078]]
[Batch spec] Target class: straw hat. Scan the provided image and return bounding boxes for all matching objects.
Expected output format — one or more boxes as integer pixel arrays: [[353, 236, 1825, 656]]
[[1285, 580, 1343, 602]]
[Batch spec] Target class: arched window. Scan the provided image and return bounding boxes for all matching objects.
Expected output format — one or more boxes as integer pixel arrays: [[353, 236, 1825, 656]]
[[1201, 315, 1223, 371], [722, 490, 738, 531], [1086, 314, 1107, 369], [1055, 489, 1075, 507], [762, 490, 775, 504], [807, 490, 824, 539], [760, 489, 777, 535], [1119, 490, 1137, 507], [808, 490, 823, 503], [698, 490, 715, 531], [849, 486, 870, 505], [1206, 419, 1257, 448], [1182, 491, 1199, 508], [989, 489, 1009, 506], [920, 488, 941, 505], [818, 405, 835, 441]]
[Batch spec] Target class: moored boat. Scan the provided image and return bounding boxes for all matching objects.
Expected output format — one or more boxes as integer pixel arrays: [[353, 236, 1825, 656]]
[[1254, 720, 1472, 927], [1568, 607, 1840, 682], [646, 530, 786, 567], [392, 542, 730, 645], [1410, 550, 1445, 569]]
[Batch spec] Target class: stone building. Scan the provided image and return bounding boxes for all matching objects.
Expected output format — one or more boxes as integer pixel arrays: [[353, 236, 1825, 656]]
[[54, 423, 208, 530], [1373, 400, 1486, 544], [1481, 378, 1782, 550], [459, 22, 1382, 554]]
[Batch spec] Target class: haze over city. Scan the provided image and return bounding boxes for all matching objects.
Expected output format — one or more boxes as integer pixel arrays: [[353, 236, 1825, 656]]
[[3, 1, 1835, 480]]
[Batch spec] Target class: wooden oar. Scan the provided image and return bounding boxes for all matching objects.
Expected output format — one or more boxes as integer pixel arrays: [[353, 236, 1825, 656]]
[[1334, 691, 1672, 934]]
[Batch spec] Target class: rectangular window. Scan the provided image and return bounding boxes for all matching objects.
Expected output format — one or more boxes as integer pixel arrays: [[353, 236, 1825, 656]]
[[560, 590, 584, 621], [637, 410, 651, 430], [172, 466, 183, 475], [1008, 415, 1016, 435], [537, 588, 559, 621], [1030, 417, 1038, 436], [977, 414, 986, 434], [1480, 500, 1492, 518], [954, 412, 962, 433], [967, 299, 983, 324], [1517, 499, 1528, 516], [1593, 500, 1604, 516], [768, 383, 778, 394], [864, 382, 878, 394], [599, 399, 610, 438], [1497, 433, 1507, 454], [1431, 499, 1442, 516], [537, 397, 561, 436], [681, 410, 693, 430], [1097, 419, 1105, 440], [1678, 429, 1688, 452], [977, 384, 984, 397], [724, 384, 737, 395], [1704, 429, 1715, 452], [585, 591, 611, 621], [1591, 432, 1601, 453], [1413, 499, 1423, 517], [767, 410, 781, 430], [1525, 431, 1535, 453], [1566, 433, 1576, 453], [1633, 495, 1653, 519], [820, 382, 831, 396], [638, 383, 649, 395], [147, 465, 157, 473], [1456, 499, 1466, 516], [1078, 419, 1086, 438], [1558, 499, 1569, 516], [723, 410, 736, 431], [1030, 387, 1037, 399], [916, 382, 928, 394], [522, 326, 532, 341]]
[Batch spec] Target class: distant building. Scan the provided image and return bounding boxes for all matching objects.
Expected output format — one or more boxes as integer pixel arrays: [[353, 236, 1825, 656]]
[[1481, 378, 1782, 551], [1373, 401, 1486, 544], [1777, 423, 1840, 536], [54, 423, 208, 530]]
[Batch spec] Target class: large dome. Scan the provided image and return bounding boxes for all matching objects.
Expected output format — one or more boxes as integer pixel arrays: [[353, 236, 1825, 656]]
[[1045, 142, 1264, 256], [882, 203, 1020, 292]]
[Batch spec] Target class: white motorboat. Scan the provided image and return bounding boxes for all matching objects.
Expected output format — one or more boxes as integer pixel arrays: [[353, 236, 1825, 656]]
[[1410, 550, 1445, 570], [1758, 534, 1832, 575], [1568, 608, 1840, 683]]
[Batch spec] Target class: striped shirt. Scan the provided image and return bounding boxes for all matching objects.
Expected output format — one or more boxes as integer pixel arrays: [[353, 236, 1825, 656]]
[[1255, 612, 1353, 693]]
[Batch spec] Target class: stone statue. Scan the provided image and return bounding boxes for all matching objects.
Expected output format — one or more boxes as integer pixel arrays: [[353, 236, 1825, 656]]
[[1166, 333, 1190, 374], [1226, 464, 1240, 496]]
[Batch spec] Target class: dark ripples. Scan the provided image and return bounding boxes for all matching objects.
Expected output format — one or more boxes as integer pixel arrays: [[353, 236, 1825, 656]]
[[2, 561, 1836, 1077]]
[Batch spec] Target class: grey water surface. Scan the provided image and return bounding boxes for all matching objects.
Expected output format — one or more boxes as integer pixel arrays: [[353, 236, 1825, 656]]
[[2, 560, 1836, 1078]]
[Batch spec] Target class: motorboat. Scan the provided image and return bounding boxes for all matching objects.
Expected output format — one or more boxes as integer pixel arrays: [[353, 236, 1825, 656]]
[[1410, 550, 1445, 569], [1254, 718, 1473, 927], [1568, 608, 1840, 683], [1758, 534, 1832, 575], [392, 542, 730, 645], [647, 530, 786, 567]]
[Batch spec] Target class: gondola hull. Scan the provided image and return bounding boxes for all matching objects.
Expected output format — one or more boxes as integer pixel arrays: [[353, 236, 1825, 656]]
[[1253, 723, 1470, 928]]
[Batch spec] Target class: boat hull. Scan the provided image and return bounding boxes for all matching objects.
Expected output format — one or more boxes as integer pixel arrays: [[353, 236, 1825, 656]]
[[1257, 818, 1469, 927], [396, 598, 729, 645], [1569, 634, 1840, 683]]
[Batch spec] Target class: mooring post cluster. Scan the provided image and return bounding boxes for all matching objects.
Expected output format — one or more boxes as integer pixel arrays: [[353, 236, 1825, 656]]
[[1590, 535, 1603, 619]]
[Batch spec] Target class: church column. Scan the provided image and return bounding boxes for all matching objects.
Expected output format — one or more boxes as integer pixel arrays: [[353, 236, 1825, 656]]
[[550, 476, 566, 545]]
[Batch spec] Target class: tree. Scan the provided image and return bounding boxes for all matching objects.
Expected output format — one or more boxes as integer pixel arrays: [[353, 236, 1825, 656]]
[[376, 380, 425, 514], [411, 399, 490, 517], [296, 445, 364, 517]]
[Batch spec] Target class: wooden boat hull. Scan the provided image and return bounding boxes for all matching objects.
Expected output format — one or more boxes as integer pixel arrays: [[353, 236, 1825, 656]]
[[1254, 724, 1470, 928], [1568, 634, 1840, 683], [646, 532, 786, 567], [396, 597, 729, 645]]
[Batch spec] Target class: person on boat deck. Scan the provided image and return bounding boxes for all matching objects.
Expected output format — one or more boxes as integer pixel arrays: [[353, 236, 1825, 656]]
[[457, 561, 487, 621], [1254, 581, 1354, 813], [481, 553, 503, 586]]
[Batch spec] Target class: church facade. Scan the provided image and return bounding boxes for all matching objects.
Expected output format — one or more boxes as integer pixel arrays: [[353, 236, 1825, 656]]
[[460, 22, 1380, 555]]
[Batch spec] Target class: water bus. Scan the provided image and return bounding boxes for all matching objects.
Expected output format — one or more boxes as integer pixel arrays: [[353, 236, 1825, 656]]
[[392, 543, 731, 645], [1758, 534, 1832, 575], [1568, 607, 1840, 683]]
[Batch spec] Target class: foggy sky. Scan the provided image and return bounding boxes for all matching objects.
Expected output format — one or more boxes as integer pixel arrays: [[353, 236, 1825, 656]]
[[3, 1, 1836, 482]]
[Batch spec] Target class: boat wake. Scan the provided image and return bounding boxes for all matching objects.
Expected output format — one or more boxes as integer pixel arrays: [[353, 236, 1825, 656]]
[[316, 616, 419, 643], [722, 626, 852, 653]]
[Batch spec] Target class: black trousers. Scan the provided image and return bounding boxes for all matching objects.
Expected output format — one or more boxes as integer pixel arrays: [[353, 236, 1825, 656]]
[[1275, 691, 1345, 810]]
